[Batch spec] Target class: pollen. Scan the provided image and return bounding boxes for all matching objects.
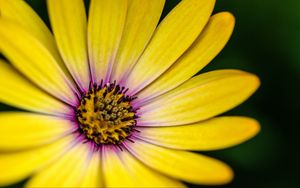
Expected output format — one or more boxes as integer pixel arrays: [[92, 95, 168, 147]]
[[76, 82, 137, 145]]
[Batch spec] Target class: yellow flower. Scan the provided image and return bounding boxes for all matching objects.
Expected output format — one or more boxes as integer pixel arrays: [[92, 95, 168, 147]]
[[0, 0, 260, 187]]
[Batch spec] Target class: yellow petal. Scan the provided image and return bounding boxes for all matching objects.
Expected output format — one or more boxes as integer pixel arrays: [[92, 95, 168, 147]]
[[137, 12, 235, 103], [138, 69, 260, 126], [0, 18, 78, 105], [125, 0, 215, 95], [0, 112, 76, 151], [88, 0, 127, 83], [0, 0, 74, 86], [47, 0, 90, 91], [0, 60, 72, 116], [125, 139, 233, 185], [137, 116, 260, 151], [0, 0, 60, 61], [0, 135, 75, 186], [102, 146, 132, 187], [26, 142, 91, 187], [102, 146, 185, 187], [111, 0, 165, 83], [79, 152, 102, 187]]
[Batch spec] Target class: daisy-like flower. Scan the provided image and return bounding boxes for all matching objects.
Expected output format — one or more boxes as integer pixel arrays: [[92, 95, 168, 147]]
[[0, 0, 260, 187]]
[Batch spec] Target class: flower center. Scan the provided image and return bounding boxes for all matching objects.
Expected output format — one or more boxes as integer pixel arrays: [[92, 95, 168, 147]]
[[76, 82, 137, 145]]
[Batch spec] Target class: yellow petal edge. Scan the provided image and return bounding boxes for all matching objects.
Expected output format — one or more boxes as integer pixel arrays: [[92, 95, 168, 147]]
[[137, 116, 260, 151]]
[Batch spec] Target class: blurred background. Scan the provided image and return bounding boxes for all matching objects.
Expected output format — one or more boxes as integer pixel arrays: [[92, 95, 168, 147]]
[[2, 0, 300, 187]]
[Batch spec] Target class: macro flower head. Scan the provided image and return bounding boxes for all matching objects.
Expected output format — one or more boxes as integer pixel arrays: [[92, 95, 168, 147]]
[[0, 0, 260, 187]]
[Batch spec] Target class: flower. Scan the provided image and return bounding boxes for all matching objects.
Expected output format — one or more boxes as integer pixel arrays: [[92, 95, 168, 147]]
[[0, 0, 260, 187]]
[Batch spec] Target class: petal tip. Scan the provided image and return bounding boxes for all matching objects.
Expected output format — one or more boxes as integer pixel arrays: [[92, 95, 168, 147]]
[[217, 11, 236, 29], [206, 162, 234, 185], [220, 165, 234, 185], [247, 73, 261, 92], [218, 11, 235, 23], [238, 71, 261, 94], [246, 118, 261, 138]]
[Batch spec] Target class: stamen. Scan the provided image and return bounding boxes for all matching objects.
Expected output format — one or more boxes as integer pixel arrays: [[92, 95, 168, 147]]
[[76, 82, 137, 145], [116, 144, 124, 151]]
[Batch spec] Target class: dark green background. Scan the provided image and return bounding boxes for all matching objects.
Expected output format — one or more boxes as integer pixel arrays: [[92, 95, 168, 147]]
[[3, 0, 300, 187]]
